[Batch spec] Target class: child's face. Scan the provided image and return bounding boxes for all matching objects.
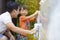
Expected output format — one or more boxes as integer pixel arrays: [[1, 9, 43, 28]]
[[20, 8, 28, 15]]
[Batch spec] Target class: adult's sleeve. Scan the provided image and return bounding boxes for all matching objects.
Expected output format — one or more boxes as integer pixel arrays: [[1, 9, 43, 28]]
[[2, 14, 12, 24]]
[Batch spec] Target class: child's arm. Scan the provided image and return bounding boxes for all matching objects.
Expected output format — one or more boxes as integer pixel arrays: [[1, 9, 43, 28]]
[[20, 10, 39, 21], [30, 17, 36, 22], [26, 10, 39, 19], [29, 14, 38, 22], [30, 11, 40, 22]]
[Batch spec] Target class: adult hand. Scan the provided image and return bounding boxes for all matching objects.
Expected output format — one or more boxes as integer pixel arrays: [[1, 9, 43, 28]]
[[10, 35, 15, 40]]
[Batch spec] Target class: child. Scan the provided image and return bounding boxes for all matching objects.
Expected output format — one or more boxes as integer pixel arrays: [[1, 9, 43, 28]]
[[19, 5, 39, 40]]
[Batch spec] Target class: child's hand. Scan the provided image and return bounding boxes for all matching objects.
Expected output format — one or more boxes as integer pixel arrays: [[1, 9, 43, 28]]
[[34, 10, 40, 16], [35, 10, 40, 14]]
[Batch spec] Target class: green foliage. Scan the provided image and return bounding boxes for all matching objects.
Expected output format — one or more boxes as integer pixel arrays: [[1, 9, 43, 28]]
[[28, 34, 38, 40], [16, 0, 40, 15]]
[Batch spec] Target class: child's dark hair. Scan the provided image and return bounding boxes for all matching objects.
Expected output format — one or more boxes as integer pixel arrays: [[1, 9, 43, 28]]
[[6, 1, 19, 13], [19, 5, 28, 11]]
